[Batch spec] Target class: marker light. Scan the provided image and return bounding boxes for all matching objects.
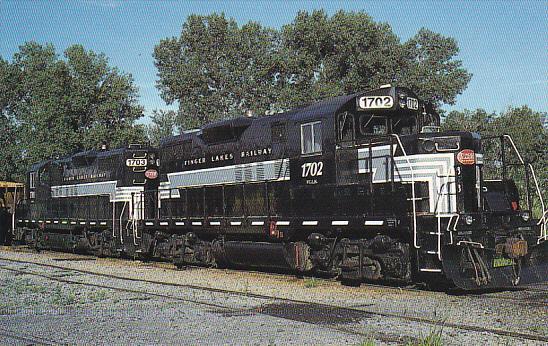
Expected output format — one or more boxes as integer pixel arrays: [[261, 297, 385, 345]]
[[465, 215, 474, 225], [145, 169, 158, 179], [457, 149, 475, 165]]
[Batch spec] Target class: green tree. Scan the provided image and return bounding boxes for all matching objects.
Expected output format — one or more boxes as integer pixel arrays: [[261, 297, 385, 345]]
[[0, 116, 19, 181], [154, 13, 283, 130], [0, 42, 146, 180], [442, 109, 496, 133], [443, 106, 547, 215], [279, 10, 406, 105], [154, 11, 472, 130], [147, 109, 178, 146], [0, 56, 24, 181], [401, 28, 472, 106]]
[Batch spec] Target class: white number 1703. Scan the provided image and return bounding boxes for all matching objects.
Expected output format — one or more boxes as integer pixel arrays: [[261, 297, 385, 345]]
[[301, 162, 323, 177]]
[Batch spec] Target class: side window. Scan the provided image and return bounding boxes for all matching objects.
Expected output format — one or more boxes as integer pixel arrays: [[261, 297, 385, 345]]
[[29, 172, 37, 189], [271, 122, 286, 143], [338, 112, 355, 141], [300, 121, 322, 155]]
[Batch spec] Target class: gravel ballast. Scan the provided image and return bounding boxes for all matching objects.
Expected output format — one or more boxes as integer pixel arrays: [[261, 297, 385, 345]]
[[0, 247, 546, 345]]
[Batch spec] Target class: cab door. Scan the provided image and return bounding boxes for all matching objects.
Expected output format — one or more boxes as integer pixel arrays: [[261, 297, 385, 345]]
[[290, 120, 334, 217]]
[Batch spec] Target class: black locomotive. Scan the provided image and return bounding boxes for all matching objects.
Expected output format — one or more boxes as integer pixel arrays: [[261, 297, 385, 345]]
[[14, 86, 547, 289], [15, 145, 160, 255]]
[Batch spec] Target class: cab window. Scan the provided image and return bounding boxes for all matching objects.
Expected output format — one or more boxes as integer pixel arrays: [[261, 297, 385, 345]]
[[392, 117, 417, 135], [301, 121, 322, 155], [358, 115, 388, 136]]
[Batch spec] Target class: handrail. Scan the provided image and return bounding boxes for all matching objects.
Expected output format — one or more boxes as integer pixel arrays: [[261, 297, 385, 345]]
[[119, 201, 127, 244], [502, 135, 525, 164], [538, 210, 548, 243], [390, 134, 419, 249], [530, 164, 548, 242], [434, 166, 456, 260], [502, 134, 546, 241], [529, 163, 547, 217]]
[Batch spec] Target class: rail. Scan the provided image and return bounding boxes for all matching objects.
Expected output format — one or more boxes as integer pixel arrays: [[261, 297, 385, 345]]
[[483, 134, 546, 241], [433, 166, 457, 260]]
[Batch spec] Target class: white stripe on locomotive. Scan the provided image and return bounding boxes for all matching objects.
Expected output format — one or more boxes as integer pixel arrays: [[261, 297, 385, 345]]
[[357, 147, 457, 214], [50, 181, 145, 220], [159, 158, 291, 199]]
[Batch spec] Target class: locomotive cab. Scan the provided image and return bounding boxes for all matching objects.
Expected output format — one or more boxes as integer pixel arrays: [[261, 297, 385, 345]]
[[336, 85, 439, 146]]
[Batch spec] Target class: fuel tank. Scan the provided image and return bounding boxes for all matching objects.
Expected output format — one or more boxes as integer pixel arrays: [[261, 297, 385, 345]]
[[213, 241, 313, 272]]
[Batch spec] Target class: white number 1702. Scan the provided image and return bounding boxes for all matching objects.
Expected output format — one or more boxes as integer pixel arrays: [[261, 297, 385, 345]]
[[301, 162, 323, 177]]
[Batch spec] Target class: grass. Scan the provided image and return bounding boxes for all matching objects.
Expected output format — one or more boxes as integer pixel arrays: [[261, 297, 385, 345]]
[[357, 338, 376, 346], [50, 285, 109, 306], [2, 277, 49, 295], [358, 326, 444, 346], [303, 277, 320, 288], [86, 289, 109, 303], [406, 327, 444, 346], [50, 286, 79, 306]]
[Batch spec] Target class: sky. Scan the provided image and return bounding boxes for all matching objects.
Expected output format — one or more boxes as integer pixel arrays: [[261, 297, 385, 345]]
[[1, 0, 546, 124]]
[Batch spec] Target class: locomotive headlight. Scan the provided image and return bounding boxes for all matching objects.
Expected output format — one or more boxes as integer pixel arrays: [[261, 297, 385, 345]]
[[465, 215, 474, 225], [521, 211, 530, 222]]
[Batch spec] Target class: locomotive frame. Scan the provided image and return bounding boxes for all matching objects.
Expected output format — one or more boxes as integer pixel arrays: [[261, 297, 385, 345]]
[[13, 85, 548, 290]]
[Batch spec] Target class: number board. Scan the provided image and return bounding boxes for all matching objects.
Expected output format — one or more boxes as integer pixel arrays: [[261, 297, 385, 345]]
[[406, 97, 418, 110], [126, 158, 147, 167], [357, 96, 394, 110], [291, 158, 331, 186]]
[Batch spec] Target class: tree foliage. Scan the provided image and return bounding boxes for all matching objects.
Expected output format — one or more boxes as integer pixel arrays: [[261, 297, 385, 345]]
[[154, 14, 283, 129], [147, 109, 178, 146], [0, 42, 146, 181], [443, 107, 548, 214], [154, 10, 472, 130]]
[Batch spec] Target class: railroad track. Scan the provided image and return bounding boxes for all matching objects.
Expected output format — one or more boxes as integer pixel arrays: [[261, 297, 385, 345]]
[[0, 260, 407, 344], [0, 256, 546, 343], [2, 246, 547, 311], [0, 326, 60, 346], [127, 258, 548, 308], [6, 246, 547, 296]]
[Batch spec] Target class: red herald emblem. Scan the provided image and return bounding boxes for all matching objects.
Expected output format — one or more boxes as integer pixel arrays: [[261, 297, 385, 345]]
[[144, 169, 158, 179], [457, 149, 475, 165]]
